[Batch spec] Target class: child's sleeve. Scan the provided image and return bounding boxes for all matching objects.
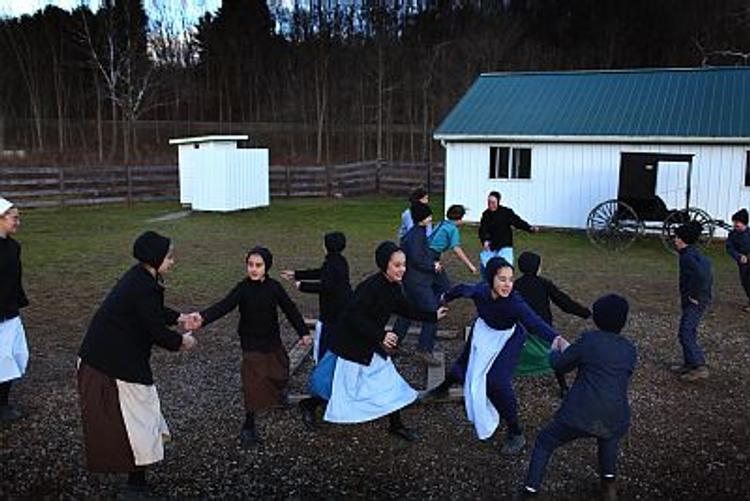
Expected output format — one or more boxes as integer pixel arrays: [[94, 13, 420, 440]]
[[393, 292, 438, 323], [726, 234, 740, 262], [548, 280, 591, 319], [276, 282, 309, 338], [163, 307, 181, 326], [200, 282, 243, 326], [136, 291, 183, 352], [294, 268, 322, 281], [517, 295, 559, 343], [443, 283, 477, 303]]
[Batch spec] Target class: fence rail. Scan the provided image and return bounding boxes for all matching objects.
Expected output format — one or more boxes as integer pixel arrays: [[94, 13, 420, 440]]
[[0, 161, 444, 208]]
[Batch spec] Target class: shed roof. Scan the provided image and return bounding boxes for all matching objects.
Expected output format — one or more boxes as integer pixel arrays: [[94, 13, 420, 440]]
[[433, 67, 750, 143]]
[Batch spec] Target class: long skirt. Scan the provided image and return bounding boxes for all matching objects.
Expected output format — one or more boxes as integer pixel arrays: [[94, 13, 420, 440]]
[[77, 362, 170, 472], [515, 334, 555, 376], [324, 353, 417, 424], [464, 318, 515, 440], [0, 316, 28, 384], [241, 346, 289, 412], [309, 350, 337, 401]]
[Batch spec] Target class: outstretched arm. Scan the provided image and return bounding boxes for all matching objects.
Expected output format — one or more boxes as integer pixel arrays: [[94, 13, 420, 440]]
[[199, 282, 242, 326], [276, 282, 310, 339], [510, 209, 533, 233], [548, 281, 591, 320], [549, 335, 584, 374], [516, 295, 559, 343], [443, 283, 479, 304]]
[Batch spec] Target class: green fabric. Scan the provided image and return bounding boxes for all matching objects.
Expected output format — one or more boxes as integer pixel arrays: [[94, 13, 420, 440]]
[[515, 333, 554, 376]]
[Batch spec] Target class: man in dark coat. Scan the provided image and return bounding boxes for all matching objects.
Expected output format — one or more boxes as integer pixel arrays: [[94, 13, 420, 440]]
[[673, 222, 713, 382], [726, 208, 750, 311], [522, 294, 637, 501], [478, 191, 537, 277]]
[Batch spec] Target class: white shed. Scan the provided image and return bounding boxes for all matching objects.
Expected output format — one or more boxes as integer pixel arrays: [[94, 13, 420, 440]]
[[434, 67, 750, 235], [169, 135, 269, 212]]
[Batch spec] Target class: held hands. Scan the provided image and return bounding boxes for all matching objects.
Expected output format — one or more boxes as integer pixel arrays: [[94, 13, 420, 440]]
[[740, 255, 748, 265], [301, 334, 313, 346], [551, 336, 570, 352], [434, 261, 443, 273], [383, 331, 399, 350], [436, 305, 449, 320], [280, 270, 295, 281], [179, 312, 203, 331]]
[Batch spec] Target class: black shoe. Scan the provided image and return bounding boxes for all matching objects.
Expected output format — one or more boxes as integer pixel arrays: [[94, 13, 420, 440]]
[[388, 425, 419, 442], [0, 405, 22, 423], [420, 380, 454, 402], [240, 428, 262, 448], [501, 433, 526, 455], [299, 402, 317, 431], [514, 486, 539, 500]]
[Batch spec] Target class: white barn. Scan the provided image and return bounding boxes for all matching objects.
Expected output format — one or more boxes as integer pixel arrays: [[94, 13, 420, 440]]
[[434, 67, 750, 234]]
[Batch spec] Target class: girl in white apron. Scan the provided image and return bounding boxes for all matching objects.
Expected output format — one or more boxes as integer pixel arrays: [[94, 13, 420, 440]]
[[0, 197, 29, 423], [441, 257, 567, 455]]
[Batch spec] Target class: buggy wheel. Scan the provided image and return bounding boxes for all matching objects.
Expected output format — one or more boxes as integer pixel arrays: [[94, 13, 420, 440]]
[[586, 199, 643, 252], [661, 207, 716, 253]]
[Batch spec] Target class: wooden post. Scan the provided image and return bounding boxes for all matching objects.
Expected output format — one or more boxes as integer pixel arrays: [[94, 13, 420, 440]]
[[426, 161, 432, 195], [375, 159, 382, 194], [285, 165, 291, 197], [126, 165, 133, 206], [58, 167, 65, 207]]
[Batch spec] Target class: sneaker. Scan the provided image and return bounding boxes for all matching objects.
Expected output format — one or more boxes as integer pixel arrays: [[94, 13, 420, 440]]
[[239, 428, 262, 448], [669, 363, 690, 374], [601, 478, 617, 501], [414, 350, 442, 367], [388, 425, 419, 442], [501, 434, 526, 455], [299, 402, 317, 431], [680, 365, 709, 382], [0, 405, 22, 423]]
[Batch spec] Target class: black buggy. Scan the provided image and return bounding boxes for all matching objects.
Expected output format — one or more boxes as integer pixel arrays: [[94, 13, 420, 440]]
[[586, 153, 732, 253]]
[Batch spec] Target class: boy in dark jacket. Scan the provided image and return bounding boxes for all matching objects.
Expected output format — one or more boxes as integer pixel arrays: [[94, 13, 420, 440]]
[[726, 208, 750, 312], [514, 252, 591, 397], [673, 222, 713, 382], [522, 294, 636, 501], [393, 202, 442, 366]]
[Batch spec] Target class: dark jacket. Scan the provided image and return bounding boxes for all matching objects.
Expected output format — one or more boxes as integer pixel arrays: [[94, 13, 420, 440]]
[[478, 206, 532, 250], [294, 253, 353, 324], [330, 272, 437, 365], [400, 224, 436, 287], [201, 277, 308, 352], [726, 228, 750, 263], [550, 330, 637, 439], [514, 274, 591, 326], [79, 265, 183, 385], [678, 245, 713, 308], [0, 236, 29, 320]]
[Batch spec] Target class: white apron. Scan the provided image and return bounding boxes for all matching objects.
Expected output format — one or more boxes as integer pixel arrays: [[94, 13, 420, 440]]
[[324, 353, 417, 424], [313, 320, 324, 364], [0, 316, 29, 383], [115, 380, 171, 466], [464, 317, 515, 440]]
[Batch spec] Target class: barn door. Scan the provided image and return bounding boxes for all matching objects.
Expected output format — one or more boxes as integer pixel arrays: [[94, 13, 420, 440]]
[[655, 161, 690, 210]]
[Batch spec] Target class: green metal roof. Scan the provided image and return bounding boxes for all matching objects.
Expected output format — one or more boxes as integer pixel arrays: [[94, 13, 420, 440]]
[[433, 67, 750, 142]]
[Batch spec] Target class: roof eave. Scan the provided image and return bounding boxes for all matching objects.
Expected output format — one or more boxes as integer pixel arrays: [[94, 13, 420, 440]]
[[432, 133, 750, 145]]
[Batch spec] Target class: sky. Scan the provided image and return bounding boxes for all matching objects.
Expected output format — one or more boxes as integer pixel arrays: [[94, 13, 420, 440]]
[[0, 1, 224, 23]]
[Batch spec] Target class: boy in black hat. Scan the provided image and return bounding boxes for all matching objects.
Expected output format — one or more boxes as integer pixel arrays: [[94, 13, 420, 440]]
[[726, 208, 750, 312], [521, 294, 636, 501], [514, 252, 591, 397], [673, 222, 712, 382]]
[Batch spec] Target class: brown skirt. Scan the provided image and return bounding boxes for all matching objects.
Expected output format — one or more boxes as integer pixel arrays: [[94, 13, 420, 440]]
[[241, 346, 289, 412], [77, 362, 136, 473]]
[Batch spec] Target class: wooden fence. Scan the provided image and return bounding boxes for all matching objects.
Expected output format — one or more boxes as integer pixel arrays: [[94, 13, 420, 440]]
[[0, 161, 444, 208]]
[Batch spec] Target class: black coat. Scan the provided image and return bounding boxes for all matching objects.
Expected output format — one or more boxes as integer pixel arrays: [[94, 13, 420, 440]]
[[79, 265, 183, 385], [678, 245, 713, 307], [726, 228, 750, 262], [514, 274, 590, 326], [294, 253, 353, 324], [0, 236, 29, 320], [551, 330, 637, 439], [201, 277, 308, 352], [330, 272, 437, 365], [400, 224, 436, 288], [478, 206, 532, 250]]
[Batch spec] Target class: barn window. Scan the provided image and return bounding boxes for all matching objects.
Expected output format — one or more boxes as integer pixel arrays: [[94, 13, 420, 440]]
[[489, 147, 531, 179], [746, 151, 750, 187]]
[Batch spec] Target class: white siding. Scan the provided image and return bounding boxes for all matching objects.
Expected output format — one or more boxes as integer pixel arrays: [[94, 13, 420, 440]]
[[443, 141, 750, 235]]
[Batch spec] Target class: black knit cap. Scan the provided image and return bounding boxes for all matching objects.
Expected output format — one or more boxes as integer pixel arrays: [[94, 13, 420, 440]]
[[488, 191, 501, 201], [375, 241, 401, 272], [518, 251, 541, 275], [592, 294, 629, 334], [675, 221, 703, 245], [409, 187, 428, 204], [485, 257, 513, 286], [324, 231, 346, 254], [410, 202, 432, 224], [732, 208, 749, 225], [133, 231, 171, 269], [247, 246, 273, 270]]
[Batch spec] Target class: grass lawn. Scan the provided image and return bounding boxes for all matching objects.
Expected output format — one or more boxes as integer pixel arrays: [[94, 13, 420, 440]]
[[3, 197, 749, 499]]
